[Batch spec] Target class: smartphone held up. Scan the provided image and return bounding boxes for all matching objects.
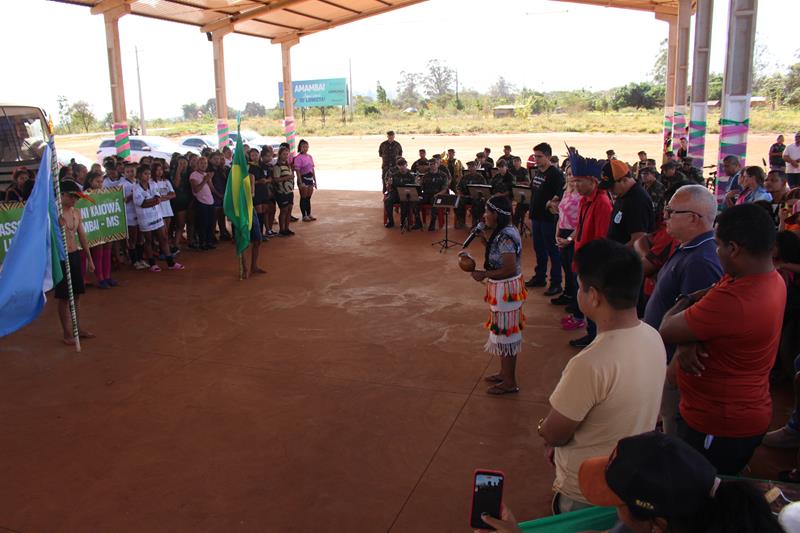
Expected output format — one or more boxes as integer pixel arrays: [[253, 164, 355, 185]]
[[470, 469, 505, 530]]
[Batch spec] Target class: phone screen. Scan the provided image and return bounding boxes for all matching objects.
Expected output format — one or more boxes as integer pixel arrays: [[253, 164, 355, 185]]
[[470, 471, 504, 529]]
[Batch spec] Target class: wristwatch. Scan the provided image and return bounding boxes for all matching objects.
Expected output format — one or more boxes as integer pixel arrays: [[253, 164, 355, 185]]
[[537, 417, 546, 437], [566, 236, 573, 242]]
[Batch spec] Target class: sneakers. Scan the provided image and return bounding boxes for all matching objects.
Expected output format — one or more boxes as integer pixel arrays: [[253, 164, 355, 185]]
[[97, 280, 111, 289], [303, 216, 311, 222], [149, 264, 162, 273], [569, 334, 595, 348], [134, 260, 149, 270], [266, 229, 277, 237], [561, 316, 586, 331], [762, 426, 800, 448], [543, 284, 563, 296], [307, 216, 317, 221], [168, 262, 185, 270], [525, 277, 547, 288], [107, 278, 119, 287], [290, 215, 299, 222], [550, 294, 573, 306]]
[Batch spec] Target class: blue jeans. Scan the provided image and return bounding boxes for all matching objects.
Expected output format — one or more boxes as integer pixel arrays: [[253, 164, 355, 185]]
[[532, 219, 562, 285]]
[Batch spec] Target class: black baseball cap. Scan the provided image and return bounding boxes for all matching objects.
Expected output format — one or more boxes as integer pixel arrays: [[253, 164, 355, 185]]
[[579, 432, 718, 517]]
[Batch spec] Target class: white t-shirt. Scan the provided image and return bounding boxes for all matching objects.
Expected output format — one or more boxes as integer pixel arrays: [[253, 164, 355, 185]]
[[121, 178, 139, 226], [548, 322, 666, 503], [133, 182, 164, 232], [784, 143, 800, 174], [153, 179, 175, 218], [102, 176, 122, 189]]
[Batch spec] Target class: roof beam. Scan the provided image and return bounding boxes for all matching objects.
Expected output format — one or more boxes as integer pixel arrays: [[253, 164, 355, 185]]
[[271, 0, 428, 43], [201, 0, 307, 33], [90, 0, 132, 16]]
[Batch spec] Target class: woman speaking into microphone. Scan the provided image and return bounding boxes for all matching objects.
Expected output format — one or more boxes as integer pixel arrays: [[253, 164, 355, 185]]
[[459, 195, 527, 395]]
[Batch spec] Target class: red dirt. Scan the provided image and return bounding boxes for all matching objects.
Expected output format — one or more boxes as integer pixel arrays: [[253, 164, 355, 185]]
[[0, 190, 793, 532]]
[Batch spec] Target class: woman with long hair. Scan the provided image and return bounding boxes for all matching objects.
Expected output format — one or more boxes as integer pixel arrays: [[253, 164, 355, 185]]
[[294, 139, 317, 221], [460, 195, 527, 395], [170, 156, 191, 250]]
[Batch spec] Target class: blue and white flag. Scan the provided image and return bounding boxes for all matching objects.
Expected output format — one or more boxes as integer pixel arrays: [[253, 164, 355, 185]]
[[0, 144, 65, 337]]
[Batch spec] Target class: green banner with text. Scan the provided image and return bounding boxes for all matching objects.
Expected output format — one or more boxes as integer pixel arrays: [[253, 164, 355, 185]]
[[0, 187, 127, 265]]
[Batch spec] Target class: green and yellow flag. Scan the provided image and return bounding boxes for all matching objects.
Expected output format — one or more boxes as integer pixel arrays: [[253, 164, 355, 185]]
[[223, 118, 253, 256]]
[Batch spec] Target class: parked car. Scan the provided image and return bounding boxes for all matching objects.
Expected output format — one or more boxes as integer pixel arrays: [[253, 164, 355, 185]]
[[96, 135, 198, 163], [179, 135, 218, 152], [228, 130, 281, 152], [57, 149, 94, 170]]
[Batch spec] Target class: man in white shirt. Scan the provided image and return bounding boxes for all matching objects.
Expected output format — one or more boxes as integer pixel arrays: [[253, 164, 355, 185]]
[[783, 131, 800, 188], [538, 238, 666, 514]]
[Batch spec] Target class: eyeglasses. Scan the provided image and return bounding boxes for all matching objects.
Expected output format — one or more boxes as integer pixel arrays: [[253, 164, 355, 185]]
[[664, 206, 702, 218]]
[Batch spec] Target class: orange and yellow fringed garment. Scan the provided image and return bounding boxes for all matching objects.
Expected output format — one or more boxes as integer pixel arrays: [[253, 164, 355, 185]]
[[483, 274, 527, 357]]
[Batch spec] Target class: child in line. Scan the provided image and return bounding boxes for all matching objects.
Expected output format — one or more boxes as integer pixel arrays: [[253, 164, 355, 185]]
[[81, 172, 117, 289], [56, 180, 95, 345], [151, 161, 177, 255], [133, 166, 184, 272], [121, 162, 146, 269]]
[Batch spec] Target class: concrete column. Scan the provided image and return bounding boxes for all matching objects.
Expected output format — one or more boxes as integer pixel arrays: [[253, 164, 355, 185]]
[[688, 0, 714, 169], [103, 8, 131, 160], [715, 0, 758, 202], [672, 0, 691, 153], [658, 14, 678, 158], [212, 30, 231, 149], [281, 38, 299, 153]]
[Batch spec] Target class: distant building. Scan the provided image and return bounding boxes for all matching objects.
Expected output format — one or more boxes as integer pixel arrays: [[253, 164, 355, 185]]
[[493, 104, 524, 118], [706, 96, 767, 108]]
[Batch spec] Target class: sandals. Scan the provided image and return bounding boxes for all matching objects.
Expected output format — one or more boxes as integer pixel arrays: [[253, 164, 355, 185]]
[[484, 374, 504, 383], [487, 385, 520, 395], [149, 264, 162, 273]]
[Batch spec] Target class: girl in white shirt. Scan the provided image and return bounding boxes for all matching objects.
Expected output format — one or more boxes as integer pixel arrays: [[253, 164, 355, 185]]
[[151, 162, 177, 253], [133, 166, 183, 272]]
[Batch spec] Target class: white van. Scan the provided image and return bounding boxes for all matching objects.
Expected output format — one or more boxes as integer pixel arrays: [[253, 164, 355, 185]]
[[0, 104, 50, 186]]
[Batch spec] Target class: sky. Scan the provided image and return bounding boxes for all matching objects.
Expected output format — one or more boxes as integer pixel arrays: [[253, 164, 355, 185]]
[[2, 0, 798, 122]]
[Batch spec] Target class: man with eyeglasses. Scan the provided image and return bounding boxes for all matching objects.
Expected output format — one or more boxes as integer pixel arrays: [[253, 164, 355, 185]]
[[644, 185, 722, 436]]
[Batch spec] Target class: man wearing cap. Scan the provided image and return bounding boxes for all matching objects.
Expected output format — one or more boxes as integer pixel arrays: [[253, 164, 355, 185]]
[[483, 147, 494, 168], [384, 157, 417, 229], [602, 159, 655, 248], [681, 157, 704, 185], [526, 143, 565, 295], [640, 167, 666, 215], [784, 131, 800, 188], [660, 161, 686, 189], [418, 159, 449, 231], [456, 160, 487, 229], [538, 239, 666, 513], [660, 204, 786, 474], [644, 185, 721, 436], [378, 131, 402, 190]]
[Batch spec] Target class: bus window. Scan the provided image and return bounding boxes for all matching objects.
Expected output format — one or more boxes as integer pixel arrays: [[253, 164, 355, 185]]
[[0, 107, 47, 164]]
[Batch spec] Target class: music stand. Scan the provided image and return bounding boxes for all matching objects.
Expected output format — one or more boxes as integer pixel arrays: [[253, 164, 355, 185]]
[[431, 194, 460, 253], [467, 184, 492, 202], [512, 185, 532, 238], [396, 185, 421, 233]]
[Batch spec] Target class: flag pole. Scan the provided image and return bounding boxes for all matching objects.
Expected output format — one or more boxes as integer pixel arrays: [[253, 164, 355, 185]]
[[50, 135, 81, 352]]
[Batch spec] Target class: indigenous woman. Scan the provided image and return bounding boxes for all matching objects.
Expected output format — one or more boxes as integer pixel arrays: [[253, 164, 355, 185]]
[[294, 139, 317, 222], [462, 195, 527, 395]]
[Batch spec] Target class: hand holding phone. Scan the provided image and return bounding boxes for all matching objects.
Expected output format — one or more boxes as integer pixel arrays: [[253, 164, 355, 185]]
[[470, 469, 505, 530]]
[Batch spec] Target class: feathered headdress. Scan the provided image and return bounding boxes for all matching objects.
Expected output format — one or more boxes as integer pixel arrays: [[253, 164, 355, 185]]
[[566, 144, 604, 180]]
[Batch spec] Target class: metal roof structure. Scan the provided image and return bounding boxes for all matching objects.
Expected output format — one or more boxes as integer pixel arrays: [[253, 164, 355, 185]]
[[53, 0, 690, 43]]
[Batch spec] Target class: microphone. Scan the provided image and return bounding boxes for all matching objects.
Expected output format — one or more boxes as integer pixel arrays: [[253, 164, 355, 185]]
[[462, 222, 486, 249]]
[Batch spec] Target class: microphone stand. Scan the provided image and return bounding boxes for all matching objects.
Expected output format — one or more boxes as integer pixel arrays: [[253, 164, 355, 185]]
[[431, 201, 460, 253]]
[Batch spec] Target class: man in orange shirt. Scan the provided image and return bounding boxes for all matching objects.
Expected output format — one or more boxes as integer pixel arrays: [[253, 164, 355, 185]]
[[659, 204, 786, 474]]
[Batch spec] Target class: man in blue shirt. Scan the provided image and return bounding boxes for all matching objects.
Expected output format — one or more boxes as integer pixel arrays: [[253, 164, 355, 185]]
[[644, 184, 722, 436]]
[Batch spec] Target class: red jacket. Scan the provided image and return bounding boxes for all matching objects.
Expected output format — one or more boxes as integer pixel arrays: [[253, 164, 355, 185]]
[[574, 187, 613, 258]]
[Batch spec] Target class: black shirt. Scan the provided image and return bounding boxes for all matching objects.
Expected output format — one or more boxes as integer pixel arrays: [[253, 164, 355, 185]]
[[411, 158, 427, 173], [490, 172, 512, 195], [529, 165, 564, 222], [390, 169, 417, 195], [379, 140, 403, 169], [608, 182, 655, 245], [420, 171, 447, 197], [509, 167, 529, 185], [770, 143, 786, 168]]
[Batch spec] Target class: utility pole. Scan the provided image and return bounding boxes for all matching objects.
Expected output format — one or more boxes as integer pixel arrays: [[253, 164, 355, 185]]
[[348, 57, 354, 120], [455, 69, 460, 109], [135, 45, 146, 135]]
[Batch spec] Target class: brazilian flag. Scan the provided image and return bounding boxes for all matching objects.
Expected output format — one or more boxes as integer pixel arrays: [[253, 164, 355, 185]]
[[223, 119, 253, 256]]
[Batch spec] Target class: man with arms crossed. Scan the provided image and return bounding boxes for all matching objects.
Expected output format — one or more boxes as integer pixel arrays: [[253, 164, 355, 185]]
[[538, 239, 666, 513]]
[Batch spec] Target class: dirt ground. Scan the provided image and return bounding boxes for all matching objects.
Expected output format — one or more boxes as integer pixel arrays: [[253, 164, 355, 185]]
[[0, 190, 793, 532], [59, 131, 777, 174]]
